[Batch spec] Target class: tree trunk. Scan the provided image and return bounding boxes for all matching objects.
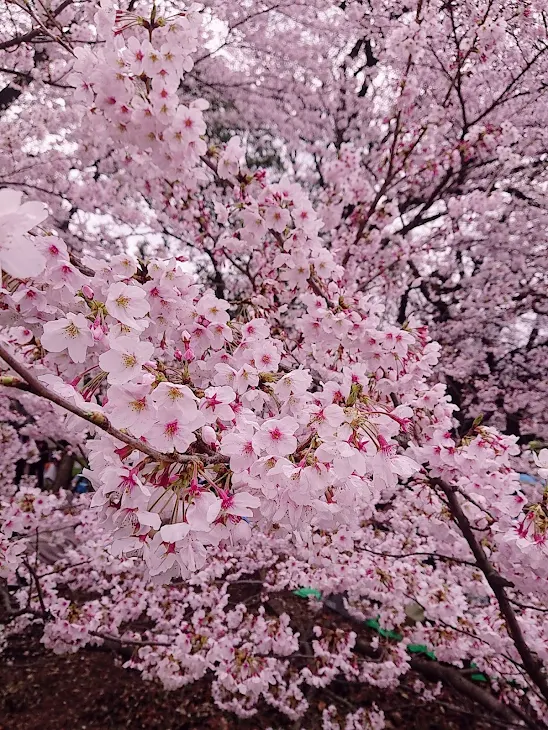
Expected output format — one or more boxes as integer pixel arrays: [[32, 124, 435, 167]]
[[52, 453, 75, 492]]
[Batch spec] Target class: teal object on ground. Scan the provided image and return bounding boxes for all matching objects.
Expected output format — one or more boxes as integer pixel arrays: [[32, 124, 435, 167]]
[[408, 644, 437, 660], [364, 617, 402, 641], [469, 663, 488, 682], [292, 589, 486, 680], [293, 587, 322, 600]]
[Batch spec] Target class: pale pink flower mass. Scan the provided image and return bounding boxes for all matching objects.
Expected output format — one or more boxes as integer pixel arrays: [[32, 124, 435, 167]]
[[0, 2, 547, 724]]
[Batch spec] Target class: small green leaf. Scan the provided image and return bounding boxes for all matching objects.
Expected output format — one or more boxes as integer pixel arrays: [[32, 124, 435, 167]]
[[472, 414, 484, 428], [365, 618, 381, 630]]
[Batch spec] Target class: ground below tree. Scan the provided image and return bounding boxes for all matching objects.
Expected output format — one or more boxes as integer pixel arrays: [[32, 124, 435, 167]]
[[0, 628, 515, 730]]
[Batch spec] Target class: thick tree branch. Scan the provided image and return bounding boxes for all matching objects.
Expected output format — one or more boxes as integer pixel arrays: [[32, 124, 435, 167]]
[[0, 344, 228, 467], [410, 657, 544, 730], [435, 478, 548, 703]]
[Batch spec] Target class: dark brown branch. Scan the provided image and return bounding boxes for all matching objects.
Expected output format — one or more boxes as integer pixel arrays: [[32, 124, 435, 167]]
[[0, 0, 75, 51], [435, 478, 548, 702], [359, 545, 476, 567], [24, 560, 48, 617], [410, 657, 543, 730], [89, 631, 172, 647]]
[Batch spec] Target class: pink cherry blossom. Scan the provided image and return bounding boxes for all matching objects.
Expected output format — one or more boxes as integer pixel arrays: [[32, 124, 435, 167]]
[[98, 336, 154, 384], [145, 415, 201, 453], [200, 386, 236, 423], [252, 417, 299, 457], [41, 313, 94, 363], [106, 282, 150, 328]]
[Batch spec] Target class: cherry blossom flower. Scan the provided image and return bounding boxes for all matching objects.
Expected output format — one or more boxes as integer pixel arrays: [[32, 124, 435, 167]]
[[195, 293, 230, 323], [41, 313, 94, 363], [252, 417, 299, 457], [150, 382, 198, 413], [106, 282, 150, 328], [200, 386, 236, 423], [105, 382, 155, 436], [220, 424, 259, 471], [145, 414, 202, 452], [533, 449, 548, 481], [98, 336, 154, 384]]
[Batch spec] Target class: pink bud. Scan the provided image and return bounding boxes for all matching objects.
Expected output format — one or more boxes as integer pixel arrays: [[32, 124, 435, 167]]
[[174, 348, 183, 361], [91, 317, 105, 341], [189, 477, 201, 495], [184, 347, 195, 362], [201, 426, 217, 448], [82, 285, 94, 299]]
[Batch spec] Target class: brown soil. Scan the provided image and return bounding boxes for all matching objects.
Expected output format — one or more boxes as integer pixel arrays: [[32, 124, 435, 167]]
[[0, 576, 522, 730], [0, 626, 511, 730]]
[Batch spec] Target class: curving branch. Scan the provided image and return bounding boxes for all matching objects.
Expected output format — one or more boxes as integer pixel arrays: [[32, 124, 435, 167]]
[[0, 0, 75, 51], [0, 343, 228, 467]]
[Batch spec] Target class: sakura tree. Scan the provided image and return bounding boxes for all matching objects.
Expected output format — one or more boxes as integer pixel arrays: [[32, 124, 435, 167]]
[[0, 1, 548, 728], [3, 0, 548, 438], [307, 0, 548, 445]]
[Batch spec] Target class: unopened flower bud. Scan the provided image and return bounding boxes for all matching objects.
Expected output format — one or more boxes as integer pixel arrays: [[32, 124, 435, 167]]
[[91, 318, 106, 341], [201, 425, 217, 448]]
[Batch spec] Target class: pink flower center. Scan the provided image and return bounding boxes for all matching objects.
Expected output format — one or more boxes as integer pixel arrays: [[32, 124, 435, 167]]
[[206, 394, 222, 409], [164, 420, 179, 437]]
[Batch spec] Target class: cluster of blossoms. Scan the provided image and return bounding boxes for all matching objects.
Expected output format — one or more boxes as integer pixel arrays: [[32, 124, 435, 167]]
[[318, 707, 386, 730], [0, 387, 76, 581], [0, 183, 434, 582], [0, 2, 460, 583], [1, 193, 547, 725], [70, 1, 208, 186], [1, 1, 548, 727], [1, 472, 396, 723], [2, 469, 547, 724]]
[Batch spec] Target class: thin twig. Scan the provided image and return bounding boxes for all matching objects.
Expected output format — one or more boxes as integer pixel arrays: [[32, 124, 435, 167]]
[[359, 545, 477, 568], [23, 559, 48, 617], [89, 631, 172, 647]]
